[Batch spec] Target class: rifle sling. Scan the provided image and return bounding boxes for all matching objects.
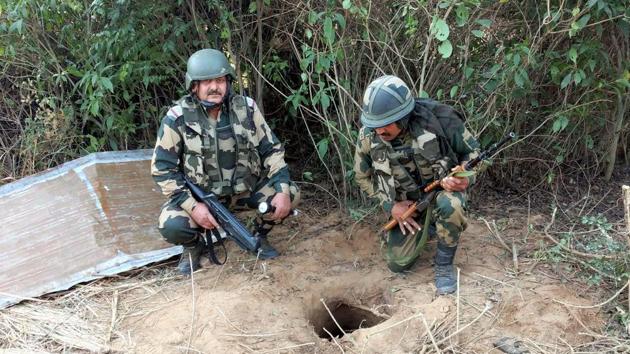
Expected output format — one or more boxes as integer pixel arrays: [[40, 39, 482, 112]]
[[205, 230, 228, 265]]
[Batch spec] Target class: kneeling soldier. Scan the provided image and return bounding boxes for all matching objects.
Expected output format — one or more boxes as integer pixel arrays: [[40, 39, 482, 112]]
[[353, 75, 480, 294], [151, 48, 300, 275]]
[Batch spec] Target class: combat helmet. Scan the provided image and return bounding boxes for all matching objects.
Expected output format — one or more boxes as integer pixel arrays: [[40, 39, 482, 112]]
[[360, 75, 414, 128], [185, 48, 236, 90]]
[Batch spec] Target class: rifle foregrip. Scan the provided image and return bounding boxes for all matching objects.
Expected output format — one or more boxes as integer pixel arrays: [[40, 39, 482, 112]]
[[382, 202, 418, 232], [424, 180, 441, 192]]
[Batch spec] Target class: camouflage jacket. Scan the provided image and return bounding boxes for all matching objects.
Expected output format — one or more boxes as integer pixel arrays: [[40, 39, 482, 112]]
[[353, 102, 480, 212], [151, 94, 290, 214]]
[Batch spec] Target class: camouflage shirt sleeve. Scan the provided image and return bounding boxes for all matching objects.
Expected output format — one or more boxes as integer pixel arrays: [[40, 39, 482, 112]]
[[353, 127, 395, 212], [250, 100, 291, 194], [446, 121, 481, 185], [150, 106, 197, 214]]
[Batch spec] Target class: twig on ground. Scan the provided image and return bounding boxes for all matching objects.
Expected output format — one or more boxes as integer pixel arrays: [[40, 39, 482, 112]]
[[420, 315, 441, 353], [512, 242, 519, 275], [366, 313, 423, 338], [323, 327, 346, 354], [320, 298, 357, 345], [107, 290, 118, 342], [186, 254, 197, 354], [456, 267, 461, 334], [552, 282, 628, 309], [216, 306, 246, 333], [238, 343, 255, 352], [436, 302, 493, 346], [218, 331, 286, 337], [254, 342, 316, 353], [481, 218, 514, 255]]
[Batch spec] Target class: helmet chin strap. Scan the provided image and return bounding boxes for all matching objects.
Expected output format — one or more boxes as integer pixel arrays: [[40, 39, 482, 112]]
[[198, 80, 232, 110]]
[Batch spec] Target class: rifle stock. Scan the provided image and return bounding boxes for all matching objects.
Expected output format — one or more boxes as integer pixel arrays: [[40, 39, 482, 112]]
[[184, 177, 261, 252], [381, 132, 515, 232]]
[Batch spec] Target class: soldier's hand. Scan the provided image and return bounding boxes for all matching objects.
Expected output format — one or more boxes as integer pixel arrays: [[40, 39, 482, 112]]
[[270, 192, 291, 220], [440, 175, 469, 192], [391, 201, 421, 236], [191, 203, 220, 230]]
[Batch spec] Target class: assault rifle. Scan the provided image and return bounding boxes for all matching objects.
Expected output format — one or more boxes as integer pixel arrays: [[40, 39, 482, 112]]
[[382, 132, 516, 232], [184, 177, 261, 262]]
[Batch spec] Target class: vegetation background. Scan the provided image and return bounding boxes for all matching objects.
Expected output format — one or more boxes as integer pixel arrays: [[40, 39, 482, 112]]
[[0, 0, 628, 338]]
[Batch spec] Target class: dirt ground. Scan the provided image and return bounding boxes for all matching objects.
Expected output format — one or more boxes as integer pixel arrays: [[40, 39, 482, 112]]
[[103, 207, 607, 353], [2, 186, 624, 353]]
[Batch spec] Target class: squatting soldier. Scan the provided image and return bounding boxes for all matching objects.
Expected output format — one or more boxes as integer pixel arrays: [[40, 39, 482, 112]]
[[151, 48, 300, 275], [353, 75, 480, 294]]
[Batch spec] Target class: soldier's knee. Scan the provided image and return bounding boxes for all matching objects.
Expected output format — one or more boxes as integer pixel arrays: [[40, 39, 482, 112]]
[[435, 192, 465, 219], [158, 216, 198, 245], [386, 258, 416, 273]]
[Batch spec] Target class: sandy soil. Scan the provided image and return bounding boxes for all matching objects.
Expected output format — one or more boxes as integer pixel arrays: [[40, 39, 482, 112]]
[[97, 207, 604, 354]]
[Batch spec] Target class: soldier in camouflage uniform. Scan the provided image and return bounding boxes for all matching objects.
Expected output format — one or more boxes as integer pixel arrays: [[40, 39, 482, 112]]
[[151, 48, 300, 275], [353, 75, 480, 294]]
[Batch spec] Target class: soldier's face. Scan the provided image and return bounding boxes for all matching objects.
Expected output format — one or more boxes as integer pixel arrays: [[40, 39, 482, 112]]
[[375, 122, 402, 141], [193, 76, 227, 103]]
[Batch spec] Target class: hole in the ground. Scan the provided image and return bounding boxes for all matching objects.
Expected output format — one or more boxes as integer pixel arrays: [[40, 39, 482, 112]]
[[312, 301, 386, 340]]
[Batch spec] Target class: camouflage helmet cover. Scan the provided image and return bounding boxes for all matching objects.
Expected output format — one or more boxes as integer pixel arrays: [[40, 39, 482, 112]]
[[360, 75, 415, 128], [185, 48, 236, 90]]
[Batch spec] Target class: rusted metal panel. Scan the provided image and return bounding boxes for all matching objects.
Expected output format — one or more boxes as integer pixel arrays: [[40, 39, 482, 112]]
[[0, 150, 178, 308]]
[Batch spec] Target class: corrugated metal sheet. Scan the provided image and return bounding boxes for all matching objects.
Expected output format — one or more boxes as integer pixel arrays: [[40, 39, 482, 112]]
[[0, 150, 179, 308]]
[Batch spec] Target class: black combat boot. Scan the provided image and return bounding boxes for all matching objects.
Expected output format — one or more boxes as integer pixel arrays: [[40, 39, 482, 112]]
[[434, 243, 458, 295], [177, 241, 205, 275]]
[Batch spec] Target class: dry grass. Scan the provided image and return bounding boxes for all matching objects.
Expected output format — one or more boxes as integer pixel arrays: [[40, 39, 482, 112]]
[[0, 265, 182, 353]]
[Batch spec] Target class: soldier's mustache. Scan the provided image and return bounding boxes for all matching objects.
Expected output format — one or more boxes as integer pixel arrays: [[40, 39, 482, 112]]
[[207, 90, 223, 95]]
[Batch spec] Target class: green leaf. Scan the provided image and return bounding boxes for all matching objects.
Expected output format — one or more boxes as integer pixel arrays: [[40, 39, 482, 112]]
[[449, 85, 459, 98], [585, 135, 594, 149], [471, 30, 484, 38], [514, 72, 525, 88], [100, 77, 114, 93], [453, 171, 476, 177], [513, 53, 521, 66], [302, 171, 314, 182], [476, 19, 492, 28], [307, 11, 319, 25], [464, 67, 474, 79], [552, 115, 569, 133], [247, 2, 257, 13], [573, 72, 582, 85], [105, 116, 114, 130], [571, 7, 580, 16], [568, 47, 578, 64], [342, 0, 351, 9], [419, 90, 429, 98], [316, 138, 329, 159], [560, 73, 572, 89], [323, 17, 334, 44], [438, 40, 453, 58], [334, 13, 346, 29], [306, 28, 313, 39], [9, 19, 23, 34], [555, 154, 565, 163], [436, 89, 443, 100], [455, 6, 469, 27], [90, 100, 100, 116], [576, 14, 591, 28], [432, 19, 450, 41], [320, 92, 330, 110]]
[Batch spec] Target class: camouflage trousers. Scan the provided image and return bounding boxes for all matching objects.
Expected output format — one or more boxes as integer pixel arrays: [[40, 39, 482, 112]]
[[384, 190, 467, 273], [158, 179, 301, 247]]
